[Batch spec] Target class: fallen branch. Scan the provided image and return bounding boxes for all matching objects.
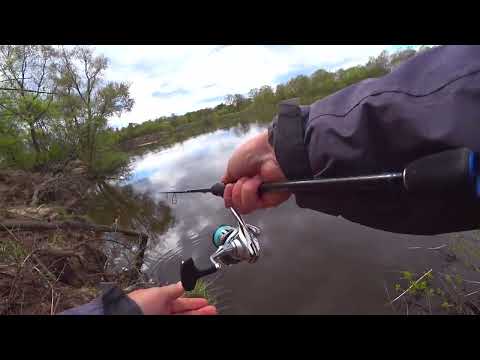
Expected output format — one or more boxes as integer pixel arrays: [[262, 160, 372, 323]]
[[408, 244, 447, 250], [465, 288, 480, 297], [0, 220, 148, 240], [31, 254, 57, 284]]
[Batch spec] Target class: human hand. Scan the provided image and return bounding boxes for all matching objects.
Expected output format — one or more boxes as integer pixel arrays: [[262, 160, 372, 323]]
[[127, 282, 217, 315], [222, 130, 291, 214]]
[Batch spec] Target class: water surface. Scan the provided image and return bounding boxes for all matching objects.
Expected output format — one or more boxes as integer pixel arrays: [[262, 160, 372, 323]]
[[120, 123, 450, 314]]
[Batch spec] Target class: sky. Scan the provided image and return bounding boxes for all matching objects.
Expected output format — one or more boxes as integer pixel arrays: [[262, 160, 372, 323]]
[[93, 45, 419, 128]]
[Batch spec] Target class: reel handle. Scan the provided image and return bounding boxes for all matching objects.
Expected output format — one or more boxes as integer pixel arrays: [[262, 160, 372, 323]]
[[210, 182, 226, 197], [180, 258, 217, 291]]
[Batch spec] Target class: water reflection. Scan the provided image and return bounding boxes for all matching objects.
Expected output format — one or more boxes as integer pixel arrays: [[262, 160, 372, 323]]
[[125, 124, 450, 314]]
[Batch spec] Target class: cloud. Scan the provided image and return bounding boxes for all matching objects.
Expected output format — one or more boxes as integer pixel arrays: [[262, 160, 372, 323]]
[[200, 95, 225, 103], [93, 45, 419, 128], [274, 64, 319, 84], [152, 88, 190, 98], [209, 45, 232, 55], [129, 124, 264, 186]]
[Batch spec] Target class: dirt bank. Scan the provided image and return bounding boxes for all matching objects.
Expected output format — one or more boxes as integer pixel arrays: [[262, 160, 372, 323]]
[[0, 162, 148, 315]]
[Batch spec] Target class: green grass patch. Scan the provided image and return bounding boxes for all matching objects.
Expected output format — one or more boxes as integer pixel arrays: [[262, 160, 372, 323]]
[[0, 236, 28, 263], [184, 280, 216, 305]]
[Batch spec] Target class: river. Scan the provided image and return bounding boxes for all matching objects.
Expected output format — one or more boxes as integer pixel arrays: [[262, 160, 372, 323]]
[[91, 122, 467, 315]]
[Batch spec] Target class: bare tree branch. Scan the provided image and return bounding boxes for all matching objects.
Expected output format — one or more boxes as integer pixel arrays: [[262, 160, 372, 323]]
[[21, 47, 28, 92], [61, 47, 87, 106], [0, 86, 56, 95], [0, 219, 148, 240], [34, 52, 48, 100]]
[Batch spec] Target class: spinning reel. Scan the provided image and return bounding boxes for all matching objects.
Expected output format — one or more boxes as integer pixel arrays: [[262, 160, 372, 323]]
[[180, 207, 261, 291]]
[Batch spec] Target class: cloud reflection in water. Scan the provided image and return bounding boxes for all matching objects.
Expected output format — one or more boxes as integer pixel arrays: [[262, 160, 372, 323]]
[[127, 124, 447, 314]]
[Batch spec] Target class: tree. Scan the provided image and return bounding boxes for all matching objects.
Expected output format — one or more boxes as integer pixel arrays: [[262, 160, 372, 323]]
[[388, 48, 417, 70], [0, 45, 58, 159], [365, 50, 390, 77], [55, 46, 134, 168], [225, 93, 248, 111], [251, 85, 275, 112], [310, 69, 335, 98], [275, 84, 288, 101]]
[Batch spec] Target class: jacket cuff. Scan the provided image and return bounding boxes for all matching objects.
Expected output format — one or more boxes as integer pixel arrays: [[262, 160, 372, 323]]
[[101, 285, 144, 315], [270, 98, 313, 180]]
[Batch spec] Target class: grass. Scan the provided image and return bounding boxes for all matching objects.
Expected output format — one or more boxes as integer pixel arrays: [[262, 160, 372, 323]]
[[449, 233, 480, 271], [184, 280, 217, 305], [391, 268, 478, 314], [389, 229, 480, 315], [0, 235, 28, 263], [47, 231, 67, 248]]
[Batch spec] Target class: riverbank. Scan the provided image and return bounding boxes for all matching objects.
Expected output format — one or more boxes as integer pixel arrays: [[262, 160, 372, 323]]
[[0, 162, 150, 314]]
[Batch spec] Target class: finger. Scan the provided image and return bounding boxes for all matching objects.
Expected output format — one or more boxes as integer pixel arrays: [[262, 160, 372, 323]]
[[176, 305, 218, 315], [260, 191, 291, 208], [222, 160, 235, 184], [161, 282, 185, 301], [241, 175, 263, 213], [221, 172, 230, 184], [232, 177, 248, 213], [171, 298, 209, 313], [258, 159, 291, 208], [224, 183, 234, 208], [260, 158, 287, 182]]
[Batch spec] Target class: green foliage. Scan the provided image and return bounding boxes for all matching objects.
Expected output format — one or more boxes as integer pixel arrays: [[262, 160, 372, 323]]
[[89, 130, 130, 178], [92, 149, 129, 178], [391, 267, 479, 315], [0, 135, 36, 169], [0, 45, 134, 178], [397, 270, 434, 297], [184, 280, 216, 305], [401, 271, 414, 281]]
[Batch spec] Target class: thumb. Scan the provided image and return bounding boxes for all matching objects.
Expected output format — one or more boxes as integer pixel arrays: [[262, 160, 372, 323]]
[[161, 282, 185, 301]]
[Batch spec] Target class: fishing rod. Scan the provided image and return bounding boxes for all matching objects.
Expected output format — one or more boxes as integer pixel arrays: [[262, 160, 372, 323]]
[[177, 147, 480, 291], [163, 147, 480, 200]]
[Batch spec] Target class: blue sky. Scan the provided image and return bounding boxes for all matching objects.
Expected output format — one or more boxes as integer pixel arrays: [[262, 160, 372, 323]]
[[93, 45, 420, 128]]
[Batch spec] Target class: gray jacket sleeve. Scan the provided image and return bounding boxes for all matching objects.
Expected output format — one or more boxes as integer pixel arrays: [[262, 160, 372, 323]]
[[59, 286, 143, 315], [270, 45, 480, 235]]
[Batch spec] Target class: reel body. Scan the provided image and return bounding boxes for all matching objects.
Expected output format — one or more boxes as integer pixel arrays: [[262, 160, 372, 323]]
[[180, 208, 261, 291]]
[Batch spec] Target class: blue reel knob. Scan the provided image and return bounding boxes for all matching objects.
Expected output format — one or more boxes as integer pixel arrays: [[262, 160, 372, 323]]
[[212, 225, 235, 248]]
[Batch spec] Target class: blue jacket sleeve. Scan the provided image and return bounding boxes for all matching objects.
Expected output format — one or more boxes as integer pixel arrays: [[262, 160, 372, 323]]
[[271, 45, 480, 235]]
